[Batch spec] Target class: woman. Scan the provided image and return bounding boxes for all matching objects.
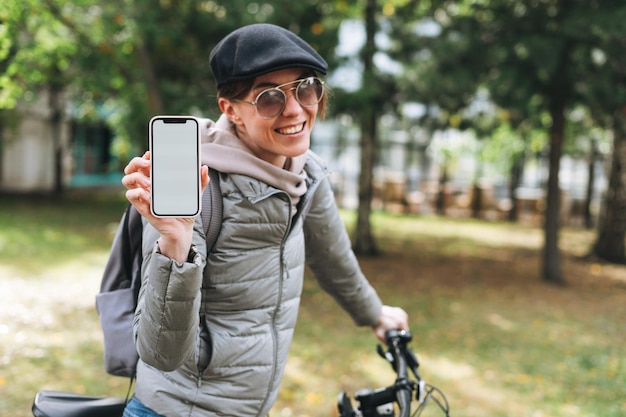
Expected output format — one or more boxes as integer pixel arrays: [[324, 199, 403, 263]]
[[121, 23, 409, 417]]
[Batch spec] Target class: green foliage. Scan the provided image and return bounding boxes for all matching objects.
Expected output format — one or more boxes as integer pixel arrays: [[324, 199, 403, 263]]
[[0, 0, 342, 158], [382, 0, 626, 164], [0, 0, 76, 107], [423, 0, 626, 128]]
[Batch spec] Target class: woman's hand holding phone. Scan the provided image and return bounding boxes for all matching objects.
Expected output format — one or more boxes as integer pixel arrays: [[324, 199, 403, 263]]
[[122, 151, 210, 264]]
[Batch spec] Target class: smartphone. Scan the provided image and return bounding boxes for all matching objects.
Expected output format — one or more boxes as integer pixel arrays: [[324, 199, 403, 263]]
[[149, 116, 201, 217]]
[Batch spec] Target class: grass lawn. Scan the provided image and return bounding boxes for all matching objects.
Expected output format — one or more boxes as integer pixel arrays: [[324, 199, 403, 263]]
[[0, 191, 624, 417]]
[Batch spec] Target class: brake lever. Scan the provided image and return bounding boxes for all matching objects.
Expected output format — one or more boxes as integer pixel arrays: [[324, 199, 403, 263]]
[[377, 344, 394, 363], [379, 330, 415, 373], [406, 347, 422, 380]]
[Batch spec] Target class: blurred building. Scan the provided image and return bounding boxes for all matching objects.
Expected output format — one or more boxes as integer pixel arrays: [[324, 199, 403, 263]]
[[0, 91, 121, 193]]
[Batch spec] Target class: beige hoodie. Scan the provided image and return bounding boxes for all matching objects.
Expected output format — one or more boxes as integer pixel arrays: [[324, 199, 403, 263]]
[[199, 114, 307, 211]]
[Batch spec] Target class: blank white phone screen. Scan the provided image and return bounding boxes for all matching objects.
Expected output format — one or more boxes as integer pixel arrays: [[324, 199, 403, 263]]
[[150, 117, 200, 217]]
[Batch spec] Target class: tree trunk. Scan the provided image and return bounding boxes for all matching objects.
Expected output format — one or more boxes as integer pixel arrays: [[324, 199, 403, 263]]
[[0, 117, 4, 188], [48, 82, 64, 195], [354, 0, 378, 256], [136, 40, 164, 114], [435, 156, 448, 215], [507, 152, 524, 222], [583, 138, 597, 229], [355, 115, 378, 255], [593, 118, 626, 263], [542, 103, 565, 284], [470, 158, 483, 219]]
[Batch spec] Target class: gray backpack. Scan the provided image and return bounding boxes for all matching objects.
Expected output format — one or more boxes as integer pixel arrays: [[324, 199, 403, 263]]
[[95, 169, 222, 378]]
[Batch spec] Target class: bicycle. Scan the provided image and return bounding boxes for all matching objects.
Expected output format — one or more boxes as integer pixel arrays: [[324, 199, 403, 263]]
[[338, 329, 451, 417], [32, 329, 450, 417]]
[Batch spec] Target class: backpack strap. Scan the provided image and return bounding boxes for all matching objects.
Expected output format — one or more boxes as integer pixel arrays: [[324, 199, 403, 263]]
[[100, 203, 143, 293], [201, 168, 222, 251], [125, 205, 144, 299]]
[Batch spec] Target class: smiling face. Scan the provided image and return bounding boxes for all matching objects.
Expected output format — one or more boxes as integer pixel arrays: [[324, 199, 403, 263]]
[[218, 68, 321, 167]]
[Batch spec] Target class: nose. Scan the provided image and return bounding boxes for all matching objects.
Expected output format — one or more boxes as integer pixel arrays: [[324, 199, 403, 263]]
[[281, 87, 303, 116]]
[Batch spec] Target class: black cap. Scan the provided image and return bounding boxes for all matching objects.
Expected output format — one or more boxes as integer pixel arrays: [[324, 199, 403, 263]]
[[210, 23, 328, 87]]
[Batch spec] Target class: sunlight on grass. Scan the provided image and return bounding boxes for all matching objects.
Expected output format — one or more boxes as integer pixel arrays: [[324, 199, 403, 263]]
[[0, 192, 126, 274], [0, 253, 129, 417]]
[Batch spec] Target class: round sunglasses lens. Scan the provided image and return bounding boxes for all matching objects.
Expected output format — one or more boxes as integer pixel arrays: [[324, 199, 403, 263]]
[[297, 79, 323, 106], [256, 89, 285, 118]]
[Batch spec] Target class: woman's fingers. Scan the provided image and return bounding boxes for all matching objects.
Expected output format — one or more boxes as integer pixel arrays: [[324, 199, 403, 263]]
[[122, 152, 151, 191], [122, 171, 150, 190], [125, 187, 151, 213], [200, 165, 210, 192], [124, 152, 151, 175]]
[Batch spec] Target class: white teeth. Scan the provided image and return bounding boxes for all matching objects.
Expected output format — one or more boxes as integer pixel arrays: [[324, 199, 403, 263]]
[[277, 123, 304, 135]]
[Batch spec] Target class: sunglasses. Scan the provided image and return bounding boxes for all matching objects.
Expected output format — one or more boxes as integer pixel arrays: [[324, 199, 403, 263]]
[[234, 77, 325, 119]]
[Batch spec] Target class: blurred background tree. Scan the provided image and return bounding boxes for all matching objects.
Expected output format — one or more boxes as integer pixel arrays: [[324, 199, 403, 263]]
[[1, 0, 624, 271], [376, 0, 626, 277], [1, 0, 341, 154]]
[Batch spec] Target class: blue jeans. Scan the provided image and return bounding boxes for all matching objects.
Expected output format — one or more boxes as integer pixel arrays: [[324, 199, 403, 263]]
[[122, 396, 165, 417]]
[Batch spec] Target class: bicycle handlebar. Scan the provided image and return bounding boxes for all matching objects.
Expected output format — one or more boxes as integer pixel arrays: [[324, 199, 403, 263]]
[[339, 329, 414, 417], [387, 330, 412, 417], [337, 329, 450, 417]]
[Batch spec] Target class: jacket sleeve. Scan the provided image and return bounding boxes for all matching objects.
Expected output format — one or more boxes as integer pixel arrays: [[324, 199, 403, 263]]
[[303, 176, 383, 327], [133, 216, 207, 372]]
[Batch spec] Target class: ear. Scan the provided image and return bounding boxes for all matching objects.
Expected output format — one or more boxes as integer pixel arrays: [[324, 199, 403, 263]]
[[219, 98, 243, 126]]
